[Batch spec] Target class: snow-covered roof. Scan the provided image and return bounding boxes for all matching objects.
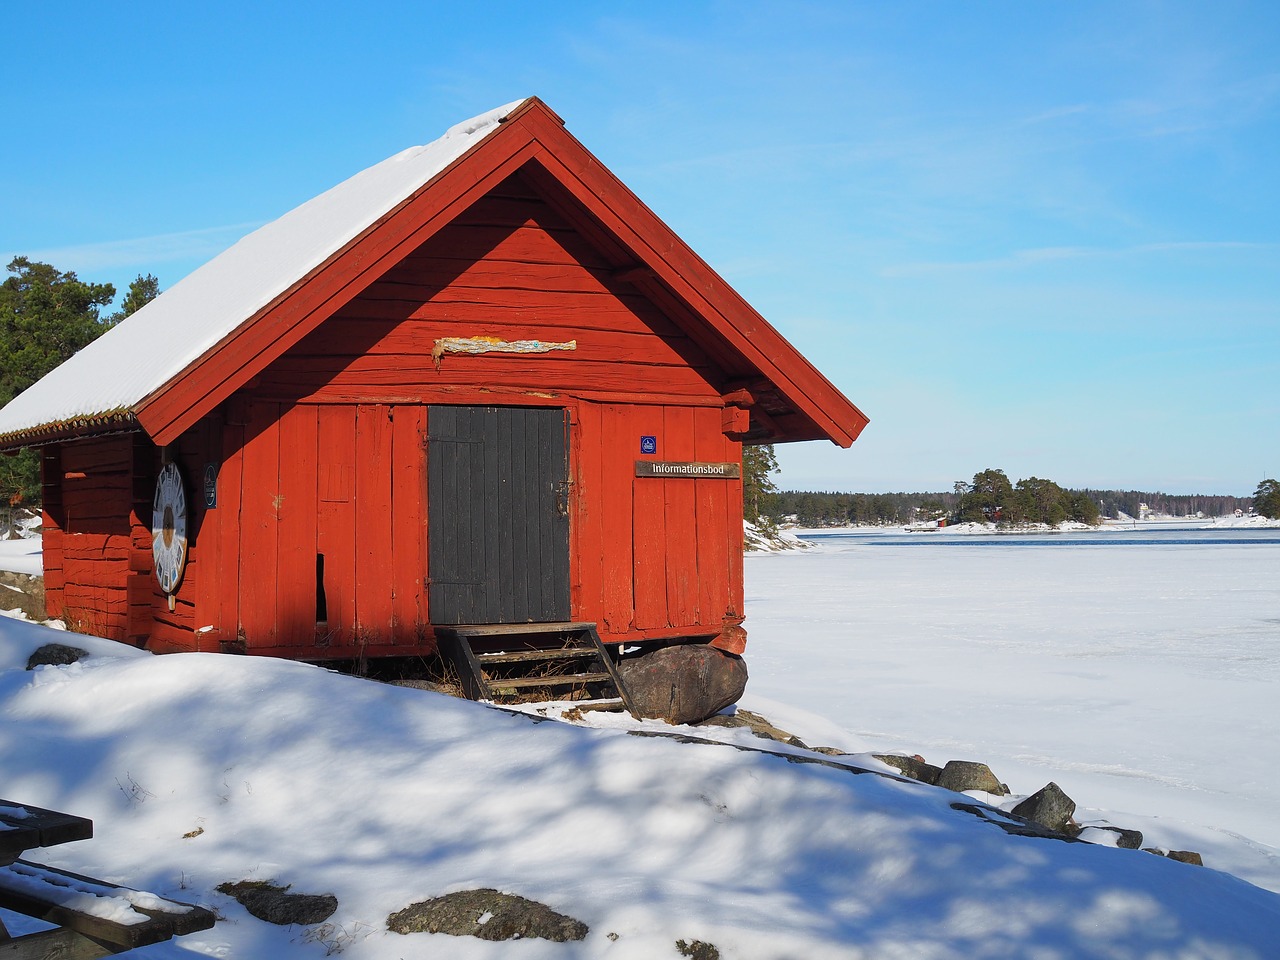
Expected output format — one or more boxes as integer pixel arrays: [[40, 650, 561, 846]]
[[0, 99, 528, 446]]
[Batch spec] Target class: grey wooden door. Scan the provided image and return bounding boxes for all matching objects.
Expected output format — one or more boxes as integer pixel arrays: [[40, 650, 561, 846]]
[[427, 406, 570, 624]]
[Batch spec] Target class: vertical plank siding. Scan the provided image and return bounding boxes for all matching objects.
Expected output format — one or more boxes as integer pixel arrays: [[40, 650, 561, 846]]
[[390, 405, 426, 640], [584, 402, 742, 644], [316, 405, 358, 649], [355, 404, 395, 644]]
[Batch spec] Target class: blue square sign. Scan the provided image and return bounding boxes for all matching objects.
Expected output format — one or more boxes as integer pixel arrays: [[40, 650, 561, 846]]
[[640, 435, 657, 455]]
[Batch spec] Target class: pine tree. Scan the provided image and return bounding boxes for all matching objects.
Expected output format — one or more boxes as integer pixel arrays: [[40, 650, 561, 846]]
[[0, 259, 159, 506], [742, 444, 779, 526], [1254, 479, 1280, 519]]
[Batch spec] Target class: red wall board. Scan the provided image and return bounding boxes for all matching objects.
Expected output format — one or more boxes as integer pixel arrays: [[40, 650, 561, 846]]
[[354, 404, 394, 645], [237, 403, 281, 647], [276, 405, 320, 647], [390, 404, 426, 640], [316, 405, 357, 649]]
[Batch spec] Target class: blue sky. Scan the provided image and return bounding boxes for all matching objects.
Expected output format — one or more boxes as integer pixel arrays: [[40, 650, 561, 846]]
[[3, 2, 1277, 495]]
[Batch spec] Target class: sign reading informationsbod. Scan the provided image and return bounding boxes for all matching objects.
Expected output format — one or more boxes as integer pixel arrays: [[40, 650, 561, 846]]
[[635, 461, 741, 479]]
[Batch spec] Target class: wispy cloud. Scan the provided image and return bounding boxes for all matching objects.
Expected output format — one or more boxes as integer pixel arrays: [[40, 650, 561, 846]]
[[882, 241, 1276, 277], [3, 222, 262, 275]]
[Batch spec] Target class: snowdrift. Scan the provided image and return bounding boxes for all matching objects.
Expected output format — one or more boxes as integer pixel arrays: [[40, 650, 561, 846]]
[[2, 621, 1278, 958]]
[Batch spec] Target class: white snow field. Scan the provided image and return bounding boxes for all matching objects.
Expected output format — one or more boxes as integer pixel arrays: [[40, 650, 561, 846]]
[[745, 524, 1280, 896], [0, 524, 1277, 957]]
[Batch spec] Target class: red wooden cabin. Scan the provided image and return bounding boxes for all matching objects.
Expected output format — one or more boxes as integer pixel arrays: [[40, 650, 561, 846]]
[[0, 98, 867, 661]]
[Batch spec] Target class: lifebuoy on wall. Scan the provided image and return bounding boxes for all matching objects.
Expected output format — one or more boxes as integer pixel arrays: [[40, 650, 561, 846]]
[[152, 462, 188, 596]]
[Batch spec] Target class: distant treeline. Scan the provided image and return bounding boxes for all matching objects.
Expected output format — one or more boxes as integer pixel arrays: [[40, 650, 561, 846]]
[[768, 490, 959, 527], [768, 485, 1254, 527]]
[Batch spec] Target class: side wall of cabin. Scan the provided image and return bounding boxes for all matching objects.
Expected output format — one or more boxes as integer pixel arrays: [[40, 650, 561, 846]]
[[40, 426, 223, 651], [41, 434, 151, 642]]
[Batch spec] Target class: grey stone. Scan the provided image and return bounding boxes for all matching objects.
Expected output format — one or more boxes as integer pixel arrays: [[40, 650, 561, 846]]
[[937, 760, 1008, 796], [874, 754, 943, 785], [1011, 782, 1077, 834], [26, 643, 88, 670], [617, 643, 748, 725], [1086, 826, 1144, 849], [387, 888, 587, 942], [695, 708, 807, 747], [217, 881, 337, 925], [951, 801, 1084, 843]]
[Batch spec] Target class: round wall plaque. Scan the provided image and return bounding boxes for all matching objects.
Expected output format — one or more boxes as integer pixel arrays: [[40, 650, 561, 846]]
[[152, 462, 188, 595]]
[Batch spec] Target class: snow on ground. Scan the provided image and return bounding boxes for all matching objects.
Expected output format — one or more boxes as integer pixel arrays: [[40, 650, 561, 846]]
[[0, 538, 42, 577], [2, 528, 1279, 956], [744, 526, 1280, 898], [1, 619, 1279, 958]]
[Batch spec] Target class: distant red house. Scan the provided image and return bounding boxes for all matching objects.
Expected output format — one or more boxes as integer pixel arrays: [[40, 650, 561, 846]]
[[0, 98, 867, 661]]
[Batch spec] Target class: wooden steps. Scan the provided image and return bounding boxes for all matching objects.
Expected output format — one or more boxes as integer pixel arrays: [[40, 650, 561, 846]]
[[437, 622, 636, 716]]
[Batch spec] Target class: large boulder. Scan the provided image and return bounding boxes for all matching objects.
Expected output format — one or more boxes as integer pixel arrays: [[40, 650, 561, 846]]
[[936, 760, 1008, 796], [874, 754, 943, 785], [1011, 782, 1077, 834], [217, 880, 338, 925], [617, 643, 747, 725], [27, 643, 88, 670]]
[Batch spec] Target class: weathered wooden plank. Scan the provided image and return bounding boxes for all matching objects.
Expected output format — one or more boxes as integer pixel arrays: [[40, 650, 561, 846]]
[[281, 325, 711, 373], [544, 408, 571, 621], [0, 924, 114, 959], [259, 357, 717, 404], [0, 800, 92, 851], [145, 619, 199, 653], [60, 436, 133, 475], [315, 310, 698, 364], [570, 402, 601, 622], [485, 672, 612, 690], [476, 647, 596, 663], [390, 405, 426, 640], [662, 405, 700, 627], [693, 406, 732, 629], [126, 574, 153, 639], [275, 406, 319, 646], [631, 405, 668, 630], [0, 858, 214, 950], [354, 404, 393, 644], [210, 418, 245, 649], [370, 258, 619, 297], [238, 402, 280, 649], [317, 404, 358, 647], [485, 406, 508, 623], [405, 221, 612, 272], [597, 404, 634, 636]]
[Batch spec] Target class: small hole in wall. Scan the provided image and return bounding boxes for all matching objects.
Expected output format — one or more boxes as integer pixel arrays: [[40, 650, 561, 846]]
[[316, 553, 328, 622]]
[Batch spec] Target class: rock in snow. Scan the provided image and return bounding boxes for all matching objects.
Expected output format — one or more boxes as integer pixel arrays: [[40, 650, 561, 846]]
[[387, 889, 588, 942], [617, 643, 748, 724], [936, 760, 1009, 796], [1011, 782, 1078, 834]]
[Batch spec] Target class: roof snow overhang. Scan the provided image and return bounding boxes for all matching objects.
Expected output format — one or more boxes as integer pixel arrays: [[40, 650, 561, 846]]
[[0, 98, 867, 451]]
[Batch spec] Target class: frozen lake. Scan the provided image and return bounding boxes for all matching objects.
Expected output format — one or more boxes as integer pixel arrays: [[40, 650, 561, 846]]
[[744, 524, 1280, 888]]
